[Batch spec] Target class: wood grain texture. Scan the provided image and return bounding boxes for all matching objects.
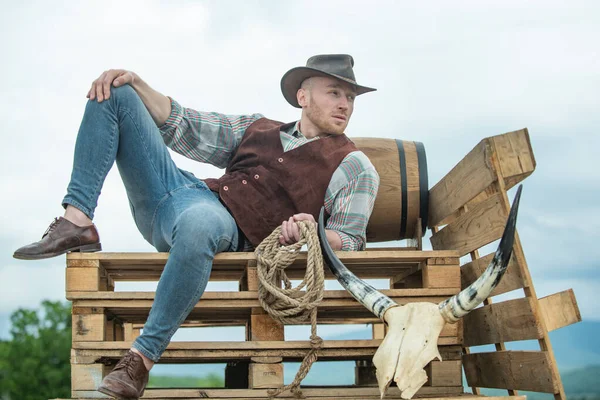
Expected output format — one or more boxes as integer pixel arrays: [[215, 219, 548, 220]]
[[463, 351, 559, 393], [430, 193, 506, 256], [462, 297, 542, 347], [461, 252, 524, 297], [428, 140, 496, 228], [539, 289, 581, 332], [248, 363, 284, 388], [71, 342, 463, 362], [68, 386, 475, 399], [490, 128, 536, 190]]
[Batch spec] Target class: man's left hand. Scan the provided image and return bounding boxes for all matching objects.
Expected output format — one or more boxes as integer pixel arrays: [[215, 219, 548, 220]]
[[279, 213, 316, 246]]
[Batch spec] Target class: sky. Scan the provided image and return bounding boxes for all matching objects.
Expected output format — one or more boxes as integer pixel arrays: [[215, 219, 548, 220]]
[[0, 0, 598, 343]]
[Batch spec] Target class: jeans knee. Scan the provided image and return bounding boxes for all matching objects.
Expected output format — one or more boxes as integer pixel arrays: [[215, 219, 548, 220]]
[[173, 207, 234, 253], [110, 84, 140, 105]]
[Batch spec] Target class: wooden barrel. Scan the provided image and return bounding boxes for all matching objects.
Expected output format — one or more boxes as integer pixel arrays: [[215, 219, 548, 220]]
[[352, 138, 428, 241]]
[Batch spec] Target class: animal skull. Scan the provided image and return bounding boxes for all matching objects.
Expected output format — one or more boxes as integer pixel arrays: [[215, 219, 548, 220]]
[[318, 185, 522, 399]]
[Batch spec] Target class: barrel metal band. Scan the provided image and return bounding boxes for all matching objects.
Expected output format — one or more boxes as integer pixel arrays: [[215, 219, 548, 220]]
[[415, 141, 429, 235], [396, 139, 408, 238]]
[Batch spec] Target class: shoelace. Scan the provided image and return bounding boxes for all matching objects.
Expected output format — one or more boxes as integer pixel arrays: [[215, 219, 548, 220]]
[[113, 352, 139, 379], [42, 218, 61, 239]]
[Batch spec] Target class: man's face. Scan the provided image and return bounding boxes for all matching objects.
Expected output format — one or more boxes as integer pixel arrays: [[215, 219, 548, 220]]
[[298, 76, 356, 135]]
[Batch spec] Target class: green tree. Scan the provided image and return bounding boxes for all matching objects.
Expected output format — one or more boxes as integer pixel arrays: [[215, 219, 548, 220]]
[[0, 300, 71, 400]]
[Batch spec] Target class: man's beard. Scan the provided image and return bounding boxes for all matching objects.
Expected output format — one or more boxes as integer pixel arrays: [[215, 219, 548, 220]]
[[305, 97, 347, 135]]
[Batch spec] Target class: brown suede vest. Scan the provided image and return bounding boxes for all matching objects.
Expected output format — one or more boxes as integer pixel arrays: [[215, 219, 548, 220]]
[[204, 118, 358, 246]]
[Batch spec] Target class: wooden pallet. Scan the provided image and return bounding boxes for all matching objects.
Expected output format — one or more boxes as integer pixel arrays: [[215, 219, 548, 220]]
[[66, 251, 463, 397], [62, 128, 581, 400], [428, 128, 581, 399], [55, 392, 526, 400]]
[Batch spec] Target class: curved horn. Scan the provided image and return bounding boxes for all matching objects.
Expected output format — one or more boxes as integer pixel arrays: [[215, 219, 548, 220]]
[[439, 184, 523, 323], [318, 209, 397, 320]]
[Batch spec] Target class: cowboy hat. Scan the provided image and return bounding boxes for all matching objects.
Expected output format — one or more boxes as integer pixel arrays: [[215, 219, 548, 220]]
[[281, 54, 376, 108]]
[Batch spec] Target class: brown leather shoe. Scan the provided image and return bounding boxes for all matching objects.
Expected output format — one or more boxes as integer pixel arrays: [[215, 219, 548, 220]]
[[13, 217, 101, 260], [98, 350, 149, 399]]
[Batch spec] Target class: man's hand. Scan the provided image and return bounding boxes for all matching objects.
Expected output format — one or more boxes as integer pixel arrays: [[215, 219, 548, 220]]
[[279, 213, 316, 246], [87, 69, 137, 102]]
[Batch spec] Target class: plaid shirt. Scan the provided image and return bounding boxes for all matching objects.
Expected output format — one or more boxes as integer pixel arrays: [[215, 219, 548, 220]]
[[159, 98, 379, 251]]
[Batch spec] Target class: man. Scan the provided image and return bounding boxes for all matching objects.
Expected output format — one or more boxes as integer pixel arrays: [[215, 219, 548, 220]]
[[13, 54, 379, 398]]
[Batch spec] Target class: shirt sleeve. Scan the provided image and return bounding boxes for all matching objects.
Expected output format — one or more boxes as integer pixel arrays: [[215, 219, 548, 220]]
[[324, 151, 380, 251], [158, 97, 264, 169]]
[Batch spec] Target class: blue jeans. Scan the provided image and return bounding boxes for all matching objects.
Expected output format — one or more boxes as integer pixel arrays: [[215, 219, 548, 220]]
[[62, 85, 240, 361]]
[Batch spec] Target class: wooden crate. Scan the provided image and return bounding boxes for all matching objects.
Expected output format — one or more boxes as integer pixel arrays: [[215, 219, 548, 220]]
[[66, 250, 463, 398]]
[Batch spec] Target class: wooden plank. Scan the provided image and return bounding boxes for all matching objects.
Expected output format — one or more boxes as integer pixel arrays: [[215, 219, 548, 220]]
[[68, 386, 470, 399], [71, 363, 110, 391], [66, 268, 100, 292], [430, 193, 506, 256], [72, 313, 105, 342], [72, 342, 462, 362], [463, 351, 559, 393], [538, 289, 582, 332], [463, 297, 542, 347], [422, 265, 460, 289], [249, 314, 284, 341], [249, 362, 283, 388], [490, 128, 536, 190], [461, 252, 524, 297], [428, 139, 497, 228], [67, 250, 459, 264], [425, 360, 462, 387]]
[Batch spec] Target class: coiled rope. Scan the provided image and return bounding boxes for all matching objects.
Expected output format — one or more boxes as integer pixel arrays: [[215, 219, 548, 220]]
[[254, 221, 325, 398]]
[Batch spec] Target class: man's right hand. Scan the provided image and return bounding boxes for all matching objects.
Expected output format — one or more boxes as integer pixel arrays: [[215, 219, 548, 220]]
[[87, 69, 137, 102]]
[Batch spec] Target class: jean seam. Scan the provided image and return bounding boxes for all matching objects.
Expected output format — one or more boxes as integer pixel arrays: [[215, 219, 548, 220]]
[[121, 107, 170, 194], [89, 121, 117, 213]]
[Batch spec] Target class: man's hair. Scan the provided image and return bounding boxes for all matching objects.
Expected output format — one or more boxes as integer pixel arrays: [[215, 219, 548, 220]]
[[300, 77, 314, 91]]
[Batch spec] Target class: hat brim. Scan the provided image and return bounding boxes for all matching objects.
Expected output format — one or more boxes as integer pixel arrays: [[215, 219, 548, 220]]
[[281, 67, 376, 108]]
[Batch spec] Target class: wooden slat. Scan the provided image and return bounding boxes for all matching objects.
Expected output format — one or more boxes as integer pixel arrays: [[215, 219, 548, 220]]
[[463, 351, 559, 393], [67, 386, 476, 399], [425, 360, 462, 387], [428, 140, 497, 228], [430, 193, 506, 256], [428, 129, 534, 228], [66, 289, 459, 329], [67, 250, 459, 265], [490, 128, 536, 190], [422, 265, 460, 289], [463, 297, 543, 347], [461, 252, 524, 297], [249, 363, 283, 388], [72, 342, 462, 362], [539, 289, 581, 332]]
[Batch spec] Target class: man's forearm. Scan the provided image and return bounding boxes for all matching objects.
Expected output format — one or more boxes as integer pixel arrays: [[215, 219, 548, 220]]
[[129, 74, 172, 126]]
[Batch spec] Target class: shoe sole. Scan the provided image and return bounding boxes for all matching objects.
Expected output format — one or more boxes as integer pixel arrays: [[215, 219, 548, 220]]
[[98, 385, 138, 400], [98, 381, 145, 399], [13, 242, 102, 260]]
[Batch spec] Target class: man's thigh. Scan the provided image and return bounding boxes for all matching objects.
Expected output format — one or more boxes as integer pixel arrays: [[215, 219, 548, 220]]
[[151, 183, 240, 254]]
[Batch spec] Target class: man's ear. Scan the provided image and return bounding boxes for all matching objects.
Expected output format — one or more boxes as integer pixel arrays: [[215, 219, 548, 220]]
[[297, 88, 308, 108]]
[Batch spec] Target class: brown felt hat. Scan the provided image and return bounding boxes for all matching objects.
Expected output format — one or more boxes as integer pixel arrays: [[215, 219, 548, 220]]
[[281, 54, 376, 108]]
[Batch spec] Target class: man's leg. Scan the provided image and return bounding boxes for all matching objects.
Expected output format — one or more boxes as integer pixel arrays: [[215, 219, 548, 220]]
[[99, 184, 240, 398], [13, 84, 192, 258]]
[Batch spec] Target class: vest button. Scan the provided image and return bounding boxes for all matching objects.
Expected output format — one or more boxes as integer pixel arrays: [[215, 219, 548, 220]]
[[242, 180, 247, 184], [278, 157, 284, 163], [223, 186, 229, 191], [254, 174, 259, 179]]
